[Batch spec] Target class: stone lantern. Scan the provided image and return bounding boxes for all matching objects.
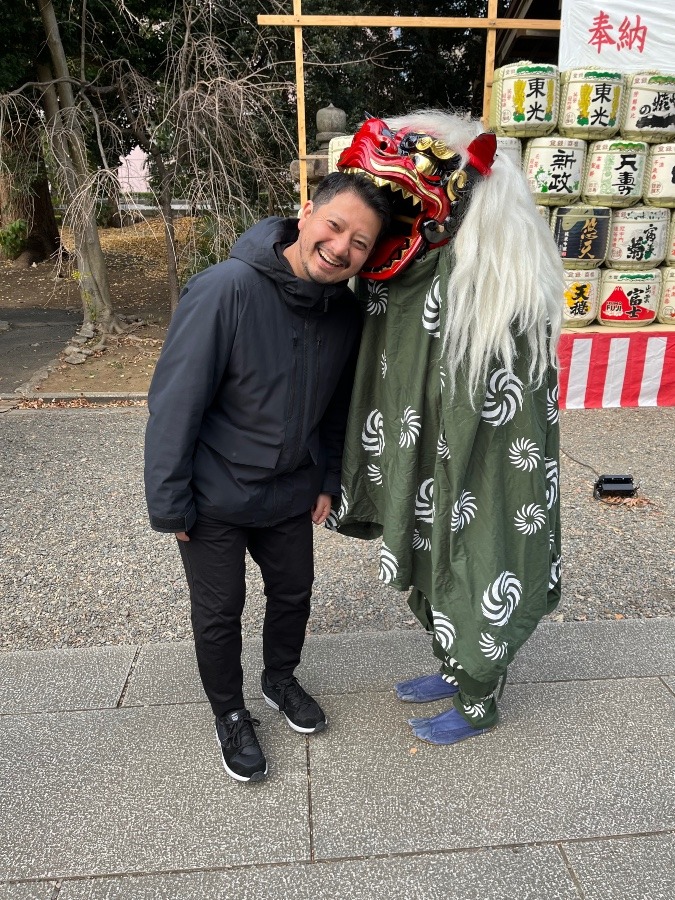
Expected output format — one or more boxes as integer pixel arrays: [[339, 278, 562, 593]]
[[291, 102, 349, 199], [316, 103, 347, 150]]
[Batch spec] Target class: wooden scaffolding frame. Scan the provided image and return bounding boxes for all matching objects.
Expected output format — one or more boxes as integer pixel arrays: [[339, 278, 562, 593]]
[[258, 1, 561, 203]]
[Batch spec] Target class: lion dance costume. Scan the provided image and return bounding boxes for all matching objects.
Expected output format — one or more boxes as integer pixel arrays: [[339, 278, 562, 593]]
[[330, 111, 564, 744]]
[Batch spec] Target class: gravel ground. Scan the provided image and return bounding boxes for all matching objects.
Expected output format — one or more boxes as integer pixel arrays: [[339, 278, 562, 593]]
[[0, 406, 673, 651]]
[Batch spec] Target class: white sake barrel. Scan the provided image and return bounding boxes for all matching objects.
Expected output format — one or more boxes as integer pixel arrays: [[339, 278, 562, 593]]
[[559, 69, 623, 139], [496, 136, 522, 168], [605, 206, 669, 269], [562, 268, 600, 327], [582, 139, 648, 207], [622, 72, 675, 143], [667, 211, 675, 265], [644, 143, 675, 207], [551, 204, 611, 268], [656, 266, 675, 323], [328, 135, 354, 173], [524, 137, 586, 205], [598, 268, 661, 326], [489, 61, 559, 137]]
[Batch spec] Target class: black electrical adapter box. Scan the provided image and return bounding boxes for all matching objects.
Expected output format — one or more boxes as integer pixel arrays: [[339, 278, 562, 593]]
[[593, 475, 636, 499]]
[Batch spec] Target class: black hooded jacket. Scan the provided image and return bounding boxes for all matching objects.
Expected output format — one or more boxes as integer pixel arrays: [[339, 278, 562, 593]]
[[144, 216, 362, 532]]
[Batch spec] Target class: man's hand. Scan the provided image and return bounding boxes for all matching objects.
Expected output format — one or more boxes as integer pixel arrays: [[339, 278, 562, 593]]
[[175, 531, 190, 542], [311, 493, 332, 525]]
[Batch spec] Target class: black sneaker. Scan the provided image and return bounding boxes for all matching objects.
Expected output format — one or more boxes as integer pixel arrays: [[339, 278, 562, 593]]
[[261, 671, 327, 734], [214, 709, 268, 782]]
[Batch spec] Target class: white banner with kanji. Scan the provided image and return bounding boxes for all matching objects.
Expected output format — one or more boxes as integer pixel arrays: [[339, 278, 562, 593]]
[[559, 0, 675, 72]]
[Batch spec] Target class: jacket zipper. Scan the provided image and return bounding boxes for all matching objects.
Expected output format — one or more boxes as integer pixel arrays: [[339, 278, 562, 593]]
[[288, 317, 310, 471], [285, 333, 299, 421], [308, 335, 321, 428]]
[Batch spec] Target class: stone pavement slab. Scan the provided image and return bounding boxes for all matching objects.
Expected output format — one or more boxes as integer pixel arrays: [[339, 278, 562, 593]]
[[510, 619, 675, 681], [563, 833, 675, 900], [123, 620, 675, 710], [0, 886, 53, 900], [2, 626, 674, 898], [0, 704, 310, 882], [0, 308, 78, 393], [309, 679, 675, 859], [123, 632, 432, 708], [54, 846, 580, 899], [0, 646, 137, 715]]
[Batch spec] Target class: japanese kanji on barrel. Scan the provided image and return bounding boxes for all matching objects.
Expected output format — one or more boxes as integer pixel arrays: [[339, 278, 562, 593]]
[[621, 72, 675, 143], [582, 139, 648, 206], [550, 204, 611, 267], [562, 269, 601, 327], [598, 269, 661, 325], [558, 68, 624, 140], [524, 137, 586, 205], [605, 206, 669, 269], [489, 62, 559, 137]]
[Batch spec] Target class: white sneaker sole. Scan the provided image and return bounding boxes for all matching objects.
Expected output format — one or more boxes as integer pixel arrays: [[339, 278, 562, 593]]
[[262, 693, 327, 734]]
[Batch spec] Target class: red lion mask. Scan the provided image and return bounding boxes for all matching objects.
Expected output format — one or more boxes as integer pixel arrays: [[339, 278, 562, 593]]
[[338, 117, 496, 280]]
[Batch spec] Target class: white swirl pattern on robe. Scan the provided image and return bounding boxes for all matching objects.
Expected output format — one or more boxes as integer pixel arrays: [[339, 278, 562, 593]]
[[431, 608, 456, 652], [366, 281, 388, 315], [547, 384, 560, 424], [450, 490, 477, 532], [549, 553, 562, 589], [479, 631, 509, 660], [399, 406, 422, 448], [463, 701, 486, 719], [362, 410, 385, 456], [482, 571, 522, 626], [545, 458, 559, 509], [508, 437, 541, 472], [437, 431, 451, 459], [367, 463, 383, 485], [415, 478, 435, 523], [325, 485, 348, 530], [378, 544, 398, 583], [481, 369, 524, 427], [514, 503, 546, 535], [422, 275, 441, 337], [412, 528, 431, 551], [380, 350, 387, 378]]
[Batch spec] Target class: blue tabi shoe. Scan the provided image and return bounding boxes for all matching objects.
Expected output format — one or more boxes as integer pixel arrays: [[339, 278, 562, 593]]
[[394, 672, 459, 703], [408, 707, 493, 745]]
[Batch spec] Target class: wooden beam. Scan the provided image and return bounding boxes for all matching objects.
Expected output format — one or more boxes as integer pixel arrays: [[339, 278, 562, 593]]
[[482, 0, 499, 126], [292, 0, 308, 205], [257, 7, 562, 206], [258, 15, 561, 31]]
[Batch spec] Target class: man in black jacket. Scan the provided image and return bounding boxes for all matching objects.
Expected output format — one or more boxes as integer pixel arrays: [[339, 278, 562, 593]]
[[144, 173, 389, 782]]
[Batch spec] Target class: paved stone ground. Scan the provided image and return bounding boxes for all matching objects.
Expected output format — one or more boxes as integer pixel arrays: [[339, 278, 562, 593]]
[[1, 406, 673, 652], [0, 309, 79, 392], [0, 623, 674, 898]]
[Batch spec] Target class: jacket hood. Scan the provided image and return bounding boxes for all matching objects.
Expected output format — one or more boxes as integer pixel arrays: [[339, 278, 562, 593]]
[[229, 217, 350, 312]]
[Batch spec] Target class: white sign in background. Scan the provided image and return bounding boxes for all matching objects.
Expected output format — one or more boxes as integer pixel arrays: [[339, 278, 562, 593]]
[[559, 0, 675, 73]]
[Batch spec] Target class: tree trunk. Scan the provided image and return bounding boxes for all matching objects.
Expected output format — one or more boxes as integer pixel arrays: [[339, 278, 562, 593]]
[[13, 175, 63, 268], [0, 130, 63, 267], [36, 1, 120, 333], [152, 150, 180, 313]]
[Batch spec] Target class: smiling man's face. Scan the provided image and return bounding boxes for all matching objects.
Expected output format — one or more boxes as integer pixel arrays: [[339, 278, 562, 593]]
[[284, 191, 382, 285]]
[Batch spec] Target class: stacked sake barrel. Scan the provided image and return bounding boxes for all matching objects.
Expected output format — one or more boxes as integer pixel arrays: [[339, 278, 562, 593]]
[[489, 62, 675, 328]]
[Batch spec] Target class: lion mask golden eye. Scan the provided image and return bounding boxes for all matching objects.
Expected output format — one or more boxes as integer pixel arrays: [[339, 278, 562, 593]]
[[411, 153, 438, 176]]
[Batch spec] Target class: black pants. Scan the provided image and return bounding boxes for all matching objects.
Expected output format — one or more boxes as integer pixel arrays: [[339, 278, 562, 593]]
[[177, 511, 314, 717]]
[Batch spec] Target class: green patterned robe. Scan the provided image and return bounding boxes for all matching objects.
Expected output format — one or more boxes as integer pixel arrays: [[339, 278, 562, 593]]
[[330, 247, 561, 728]]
